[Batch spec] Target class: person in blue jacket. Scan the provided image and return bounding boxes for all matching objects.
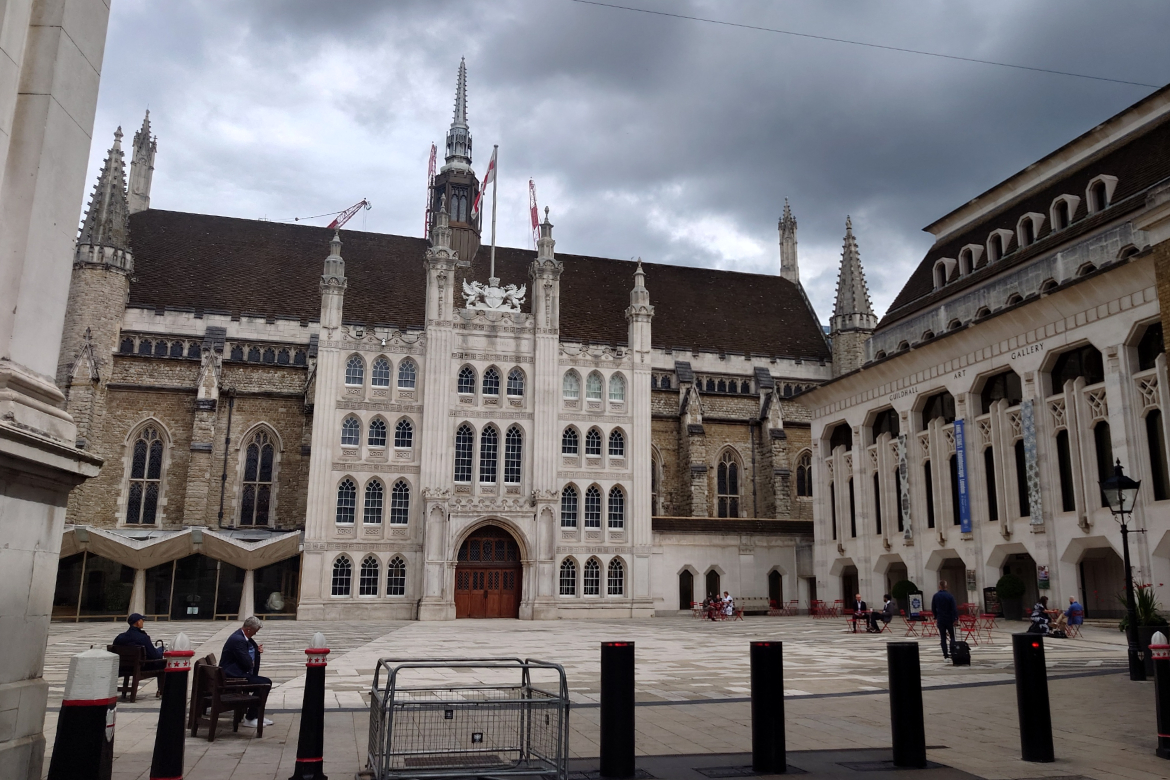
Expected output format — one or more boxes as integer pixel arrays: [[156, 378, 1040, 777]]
[[113, 613, 164, 668], [221, 616, 273, 727], [930, 581, 959, 660]]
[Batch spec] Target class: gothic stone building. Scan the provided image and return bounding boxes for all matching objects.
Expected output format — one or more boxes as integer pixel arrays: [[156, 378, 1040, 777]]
[[52, 66, 857, 622], [803, 83, 1170, 619]]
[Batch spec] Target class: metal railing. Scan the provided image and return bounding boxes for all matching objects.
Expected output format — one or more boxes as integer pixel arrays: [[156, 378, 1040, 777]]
[[367, 657, 569, 780]]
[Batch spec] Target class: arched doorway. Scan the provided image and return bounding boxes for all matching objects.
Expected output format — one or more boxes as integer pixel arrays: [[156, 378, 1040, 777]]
[[679, 570, 694, 610], [705, 570, 721, 599], [455, 525, 522, 618], [768, 570, 782, 605]]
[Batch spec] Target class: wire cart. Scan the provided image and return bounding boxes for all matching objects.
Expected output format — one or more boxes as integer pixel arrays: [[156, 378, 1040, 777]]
[[367, 657, 570, 780]]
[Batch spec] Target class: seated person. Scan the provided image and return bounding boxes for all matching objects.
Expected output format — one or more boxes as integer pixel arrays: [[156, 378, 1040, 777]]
[[1052, 596, 1083, 631], [868, 594, 894, 632], [113, 613, 165, 669], [722, 591, 734, 616], [221, 616, 273, 728], [1029, 597, 1051, 634]]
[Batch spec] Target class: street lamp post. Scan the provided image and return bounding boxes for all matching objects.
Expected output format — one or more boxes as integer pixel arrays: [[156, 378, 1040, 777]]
[[1100, 459, 1145, 682]]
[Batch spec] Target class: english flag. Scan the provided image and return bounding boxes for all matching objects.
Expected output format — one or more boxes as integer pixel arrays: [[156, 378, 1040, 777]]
[[471, 147, 497, 221]]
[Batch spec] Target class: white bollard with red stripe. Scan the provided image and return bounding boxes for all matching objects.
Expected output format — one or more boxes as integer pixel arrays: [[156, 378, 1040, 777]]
[[47, 648, 119, 780]]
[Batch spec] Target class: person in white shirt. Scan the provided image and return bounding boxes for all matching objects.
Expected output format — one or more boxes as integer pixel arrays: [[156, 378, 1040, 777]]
[[722, 591, 734, 616]]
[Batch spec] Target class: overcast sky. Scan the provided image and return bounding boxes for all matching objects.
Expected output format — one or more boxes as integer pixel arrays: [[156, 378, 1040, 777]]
[[87, 0, 1170, 323]]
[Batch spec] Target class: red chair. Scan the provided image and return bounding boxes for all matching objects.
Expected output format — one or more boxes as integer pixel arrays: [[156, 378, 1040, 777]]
[[920, 611, 938, 638], [900, 609, 921, 638], [785, 599, 799, 616], [958, 614, 979, 645], [976, 614, 997, 644], [843, 608, 856, 632], [831, 599, 844, 618]]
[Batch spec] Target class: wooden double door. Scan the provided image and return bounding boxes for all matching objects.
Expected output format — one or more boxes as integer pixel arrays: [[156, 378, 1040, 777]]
[[454, 526, 521, 619]]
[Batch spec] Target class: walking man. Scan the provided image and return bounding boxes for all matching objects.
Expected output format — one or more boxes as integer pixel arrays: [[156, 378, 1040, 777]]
[[221, 616, 273, 727], [931, 580, 959, 660]]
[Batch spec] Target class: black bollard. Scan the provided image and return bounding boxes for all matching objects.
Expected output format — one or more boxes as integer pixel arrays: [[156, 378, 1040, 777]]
[[47, 648, 119, 780], [750, 641, 786, 774], [600, 641, 635, 779], [887, 642, 926, 768], [1012, 633, 1054, 763], [290, 632, 330, 780], [150, 633, 194, 780], [1149, 632, 1170, 759]]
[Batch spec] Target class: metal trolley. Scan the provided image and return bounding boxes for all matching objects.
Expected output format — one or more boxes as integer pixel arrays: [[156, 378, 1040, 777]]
[[367, 657, 569, 780]]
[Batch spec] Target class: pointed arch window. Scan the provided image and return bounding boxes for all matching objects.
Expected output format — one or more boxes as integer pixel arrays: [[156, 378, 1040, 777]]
[[458, 366, 476, 394], [560, 559, 577, 596], [240, 429, 274, 526], [561, 486, 578, 528], [483, 367, 500, 396], [364, 479, 383, 525], [359, 555, 380, 596], [336, 479, 357, 524], [608, 487, 625, 529], [126, 425, 164, 525], [584, 486, 602, 528], [387, 556, 406, 596], [341, 416, 360, 447], [608, 559, 625, 595], [390, 480, 410, 524], [508, 369, 525, 397], [796, 451, 812, 497], [368, 418, 387, 447], [479, 426, 499, 484], [371, 357, 391, 387], [454, 425, 474, 483], [331, 557, 352, 596], [585, 429, 602, 457], [397, 359, 417, 389], [562, 428, 579, 455], [563, 372, 580, 400], [504, 426, 523, 484], [586, 373, 604, 401], [717, 451, 740, 518], [345, 355, 364, 386], [609, 374, 626, 402], [583, 558, 601, 596], [608, 430, 625, 458], [394, 419, 413, 449]]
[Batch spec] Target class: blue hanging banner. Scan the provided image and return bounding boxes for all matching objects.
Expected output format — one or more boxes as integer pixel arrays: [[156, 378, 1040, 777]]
[[954, 419, 972, 533]]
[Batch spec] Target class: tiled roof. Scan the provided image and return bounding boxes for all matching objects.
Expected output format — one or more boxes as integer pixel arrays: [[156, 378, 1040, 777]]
[[880, 110, 1170, 329], [126, 210, 831, 360], [652, 517, 813, 535]]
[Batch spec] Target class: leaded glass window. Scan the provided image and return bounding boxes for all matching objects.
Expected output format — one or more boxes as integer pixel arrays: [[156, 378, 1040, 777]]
[[345, 355, 364, 385], [364, 479, 383, 524], [331, 557, 352, 596], [240, 430, 274, 526], [454, 425, 474, 483], [504, 426, 522, 484], [371, 357, 391, 387], [126, 426, 164, 525], [561, 486, 578, 527], [336, 479, 356, 524], [584, 486, 602, 528], [359, 556, 379, 596], [479, 426, 498, 484], [390, 480, 410, 524]]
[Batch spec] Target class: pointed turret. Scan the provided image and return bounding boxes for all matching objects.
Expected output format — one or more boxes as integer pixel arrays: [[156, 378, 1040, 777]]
[[626, 257, 654, 358], [830, 216, 877, 376], [442, 58, 472, 173], [128, 110, 156, 214], [779, 198, 799, 283], [432, 59, 481, 260], [319, 231, 347, 330], [75, 127, 132, 272]]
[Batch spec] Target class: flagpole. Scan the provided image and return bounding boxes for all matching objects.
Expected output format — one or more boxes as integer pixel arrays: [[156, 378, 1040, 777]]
[[489, 144, 499, 286]]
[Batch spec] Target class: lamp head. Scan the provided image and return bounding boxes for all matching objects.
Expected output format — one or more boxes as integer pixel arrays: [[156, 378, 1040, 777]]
[[1100, 459, 1141, 516]]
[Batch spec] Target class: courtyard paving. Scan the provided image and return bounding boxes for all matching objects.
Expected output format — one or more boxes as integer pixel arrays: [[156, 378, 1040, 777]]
[[39, 615, 1164, 779]]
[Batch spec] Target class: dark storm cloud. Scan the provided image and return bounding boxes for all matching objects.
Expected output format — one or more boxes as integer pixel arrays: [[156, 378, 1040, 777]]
[[89, 1, 1170, 321]]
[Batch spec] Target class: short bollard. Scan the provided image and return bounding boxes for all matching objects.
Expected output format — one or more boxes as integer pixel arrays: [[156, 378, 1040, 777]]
[[750, 641, 786, 774], [887, 642, 926, 768], [47, 648, 119, 780], [149, 633, 194, 780], [1012, 633, 1054, 763], [600, 641, 635, 779], [1150, 631, 1170, 759], [290, 632, 330, 780]]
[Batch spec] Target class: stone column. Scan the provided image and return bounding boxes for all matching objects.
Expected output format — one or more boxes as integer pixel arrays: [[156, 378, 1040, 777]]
[[237, 569, 255, 620], [130, 569, 147, 616]]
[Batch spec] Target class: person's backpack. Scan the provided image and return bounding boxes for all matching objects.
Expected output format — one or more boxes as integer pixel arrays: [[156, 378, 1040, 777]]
[[951, 641, 971, 666]]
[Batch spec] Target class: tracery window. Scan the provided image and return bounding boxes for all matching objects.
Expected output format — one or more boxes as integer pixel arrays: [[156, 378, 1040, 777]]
[[458, 366, 475, 394], [240, 430, 274, 526], [394, 419, 413, 449], [563, 372, 580, 400], [483, 367, 500, 396], [584, 486, 602, 528], [359, 556, 380, 596], [341, 416, 360, 446], [390, 480, 410, 524], [608, 558, 625, 595], [586, 372, 604, 401], [126, 425, 164, 525], [608, 486, 625, 529], [717, 450, 740, 518], [479, 426, 499, 484], [507, 368, 525, 397], [562, 428, 579, 455], [796, 451, 812, 497], [585, 429, 602, 457], [345, 355, 364, 385], [387, 556, 406, 596], [336, 479, 357, 524], [368, 418, 387, 447], [454, 425, 474, 483], [504, 426, 523, 484], [364, 479, 383, 524], [371, 357, 391, 387], [331, 557, 352, 596], [609, 374, 626, 402], [560, 559, 577, 596], [583, 558, 601, 595], [398, 359, 417, 389], [561, 486, 578, 527], [608, 430, 625, 458]]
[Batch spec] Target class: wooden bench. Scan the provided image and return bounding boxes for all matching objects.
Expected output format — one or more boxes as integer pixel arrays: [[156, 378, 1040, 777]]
[[189, 659, 271, 742], [737, 597, 772, 615], [106, 644, 164, 703]]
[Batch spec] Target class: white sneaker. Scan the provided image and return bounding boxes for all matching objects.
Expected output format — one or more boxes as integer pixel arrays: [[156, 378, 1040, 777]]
[[242, 718, 258, 728], [262, 718, 274, 726]]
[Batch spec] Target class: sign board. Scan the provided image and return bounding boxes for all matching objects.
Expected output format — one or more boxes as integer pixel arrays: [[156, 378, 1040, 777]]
[[908, 592, 924, 618], [954, 419, 972, 533], [983, 586, 1002, 617]]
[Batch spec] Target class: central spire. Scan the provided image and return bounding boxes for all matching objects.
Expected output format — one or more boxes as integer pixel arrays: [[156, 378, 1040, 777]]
[[443, 58, 473, 172]]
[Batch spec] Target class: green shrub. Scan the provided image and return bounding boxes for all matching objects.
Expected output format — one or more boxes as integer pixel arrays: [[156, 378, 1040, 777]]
[[891, 580, 919, 602], [996, 573, 1025, 600]]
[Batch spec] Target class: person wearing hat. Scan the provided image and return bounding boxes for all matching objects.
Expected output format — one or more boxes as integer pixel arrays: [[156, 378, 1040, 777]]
[[113, 613, 165, 669]]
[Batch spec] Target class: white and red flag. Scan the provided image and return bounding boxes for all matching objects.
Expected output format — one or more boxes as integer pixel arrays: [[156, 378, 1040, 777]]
[[471, 147, 497, 221]]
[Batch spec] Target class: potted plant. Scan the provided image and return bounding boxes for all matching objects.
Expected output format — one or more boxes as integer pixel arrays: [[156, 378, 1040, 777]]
[[1119, 583, 1170, 677], [996, 574, 1026, 620], [891, 579, 919, 616]]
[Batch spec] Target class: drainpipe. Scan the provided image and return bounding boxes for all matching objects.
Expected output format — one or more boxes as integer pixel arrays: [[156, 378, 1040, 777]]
[[217, 392, 235, 527], [749, 421, 759, 518]]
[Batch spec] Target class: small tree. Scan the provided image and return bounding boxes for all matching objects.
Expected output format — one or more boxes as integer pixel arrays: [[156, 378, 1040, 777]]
[[891, 579, 919, 611], [995, 573, 1025, 600]]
